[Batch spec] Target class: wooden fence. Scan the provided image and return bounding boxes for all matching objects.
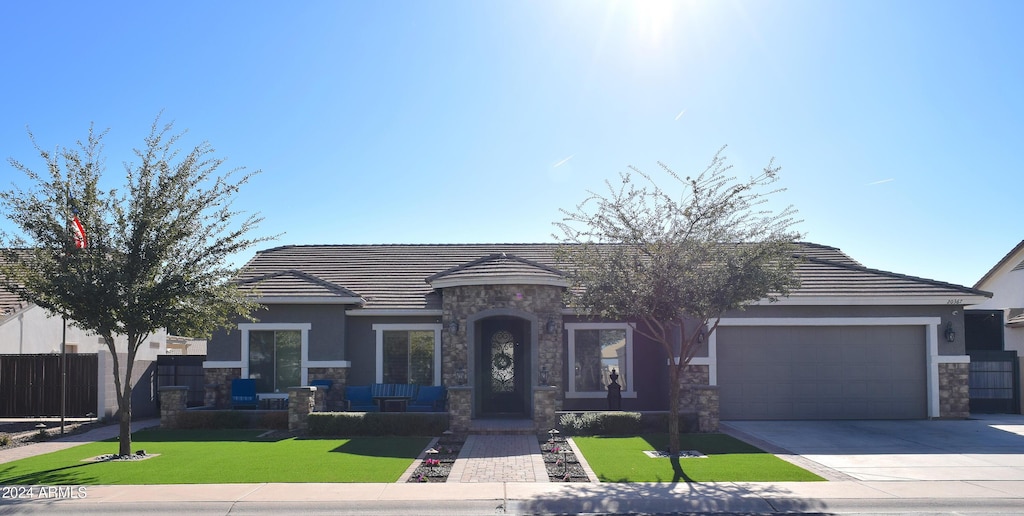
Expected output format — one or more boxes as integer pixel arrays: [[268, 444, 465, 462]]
[[0, 354, 98, 417]]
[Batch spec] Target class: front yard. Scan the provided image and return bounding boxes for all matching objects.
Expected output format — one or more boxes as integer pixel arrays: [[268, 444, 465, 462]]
[[0, 429, 822, 484], [0, 430, 428, 485], [573, 433, 824, 482]]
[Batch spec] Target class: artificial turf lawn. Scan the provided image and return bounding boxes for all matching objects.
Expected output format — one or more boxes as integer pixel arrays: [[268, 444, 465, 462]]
[[0, 429, 429, 485], [573, 433, 825, 483]]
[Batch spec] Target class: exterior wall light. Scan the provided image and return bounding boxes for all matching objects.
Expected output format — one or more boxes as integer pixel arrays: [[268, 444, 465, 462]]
[[944, 321, 956, 343], [448, 320, 459, 334], [546, 318, 557, 334]]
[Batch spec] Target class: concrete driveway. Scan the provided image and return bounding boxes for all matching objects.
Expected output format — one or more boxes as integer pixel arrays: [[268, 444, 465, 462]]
[[723, 413, 1024, 481]]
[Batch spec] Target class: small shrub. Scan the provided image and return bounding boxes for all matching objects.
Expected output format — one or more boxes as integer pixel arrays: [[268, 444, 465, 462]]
[[307, 412, 448, 437], [0, 433, 11, 446], [559, 411, 642, 436], [176, 409, 287, 430]]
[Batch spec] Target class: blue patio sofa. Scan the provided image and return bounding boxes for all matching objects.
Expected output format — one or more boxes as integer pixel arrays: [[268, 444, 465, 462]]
[[343, 383, 447, 412]]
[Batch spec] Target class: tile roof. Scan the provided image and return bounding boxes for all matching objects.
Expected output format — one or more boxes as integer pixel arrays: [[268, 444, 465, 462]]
[[237, 242, 989, 310], [425, 253, 566, 285], [237, 270, 363, 300]]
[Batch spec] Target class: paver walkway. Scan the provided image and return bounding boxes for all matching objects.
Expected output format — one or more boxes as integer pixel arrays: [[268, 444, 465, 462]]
[[447, 434, 549, 482], [0, 419, 160, 465]]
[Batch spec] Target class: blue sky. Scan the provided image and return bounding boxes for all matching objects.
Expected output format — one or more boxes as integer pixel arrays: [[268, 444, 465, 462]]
[[1, 1, 1020, 289]]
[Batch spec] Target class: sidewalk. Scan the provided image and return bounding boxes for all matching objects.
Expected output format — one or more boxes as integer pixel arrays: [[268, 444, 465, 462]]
[[2, 421, 1023, 512]]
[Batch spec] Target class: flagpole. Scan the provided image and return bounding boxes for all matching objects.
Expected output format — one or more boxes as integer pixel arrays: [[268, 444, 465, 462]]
[[61, 316, 66, 435]]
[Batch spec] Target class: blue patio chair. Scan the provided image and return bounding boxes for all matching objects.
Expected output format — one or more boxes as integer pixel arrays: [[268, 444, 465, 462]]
[[310, 379, 333, 390], [231, 379, 258, 409], [407, 385, 447, 412], [344, 385, 378, 412]]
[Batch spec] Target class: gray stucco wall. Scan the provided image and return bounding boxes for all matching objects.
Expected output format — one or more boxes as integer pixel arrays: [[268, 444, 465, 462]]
[[206, 303, 350, 361], [345, 315, 442, 386]]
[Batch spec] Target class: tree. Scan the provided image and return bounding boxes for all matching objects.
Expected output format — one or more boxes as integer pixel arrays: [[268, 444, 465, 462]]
[[0, 119, 269, 456], [554, 147, 801, 455]]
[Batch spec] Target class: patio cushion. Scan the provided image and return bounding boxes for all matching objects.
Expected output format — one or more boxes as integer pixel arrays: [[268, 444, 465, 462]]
[[231, 379, 258, 409], [407, 385, 446, 412], [392, 383, 418, 399], [344, 385, 378, 412], [370, 383, 393, 397]]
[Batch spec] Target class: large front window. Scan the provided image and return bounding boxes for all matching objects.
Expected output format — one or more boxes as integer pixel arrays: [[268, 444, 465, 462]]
[[566, 323, 634, 397], [373, 324, 442, 385], [383, 330, 435, 384], [248, 330, 301, 393]]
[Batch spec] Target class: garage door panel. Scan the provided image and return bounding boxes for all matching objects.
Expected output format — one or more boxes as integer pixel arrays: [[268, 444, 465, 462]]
[[718, 326, 927, 420]]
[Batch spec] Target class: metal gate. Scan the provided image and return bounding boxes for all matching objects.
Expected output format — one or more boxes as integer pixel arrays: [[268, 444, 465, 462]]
[[156, 355, 206, 407], [969, 350, 1021, 413], [0, 354, 98, 417]]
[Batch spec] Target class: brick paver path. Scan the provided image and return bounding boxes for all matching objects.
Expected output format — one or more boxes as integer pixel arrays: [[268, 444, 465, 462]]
[[447, 435, 549, 483]]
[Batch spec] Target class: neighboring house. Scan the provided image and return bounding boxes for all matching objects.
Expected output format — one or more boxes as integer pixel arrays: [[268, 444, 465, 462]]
[[972, 239, 1024, 354], [0, 284, 168, 418], [967, 240, 1024, 413], [204, 243, 990, 429]]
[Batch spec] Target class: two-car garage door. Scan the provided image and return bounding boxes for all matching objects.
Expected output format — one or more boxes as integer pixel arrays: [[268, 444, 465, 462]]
[[717, 325, 928, 420]]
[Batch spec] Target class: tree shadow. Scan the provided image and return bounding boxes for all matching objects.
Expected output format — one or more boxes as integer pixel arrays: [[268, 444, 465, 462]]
[[0, 462, 99, 486], [519, 481, 828, 514]]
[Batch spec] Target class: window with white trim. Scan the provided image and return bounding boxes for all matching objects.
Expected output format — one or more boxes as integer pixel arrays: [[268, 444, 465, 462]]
[[249, 330, 301, 393], [373, 324, 442, 385], [566, 323, 634, 398]]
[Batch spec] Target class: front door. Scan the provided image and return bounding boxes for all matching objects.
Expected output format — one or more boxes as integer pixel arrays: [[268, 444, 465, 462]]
[[478, 317, 528, 417]]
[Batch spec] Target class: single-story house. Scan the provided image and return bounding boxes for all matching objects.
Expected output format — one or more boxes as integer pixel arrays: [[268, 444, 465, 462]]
[[204, 243, 991, 430]]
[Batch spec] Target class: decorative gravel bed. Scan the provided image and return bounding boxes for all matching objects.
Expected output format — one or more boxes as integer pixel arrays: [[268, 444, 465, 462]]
[[540, 436, 590, 482], [406, 433, 464, 483]]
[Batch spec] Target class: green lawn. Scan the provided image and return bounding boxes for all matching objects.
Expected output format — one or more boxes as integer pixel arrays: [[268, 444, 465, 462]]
[[573, 433, 825, 483], [0, 430, 429, 485]]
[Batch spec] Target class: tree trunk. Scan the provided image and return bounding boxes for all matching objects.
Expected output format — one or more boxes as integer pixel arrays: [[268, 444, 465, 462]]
[[667, 362, 680, 455], [118, 385, 132, 456]]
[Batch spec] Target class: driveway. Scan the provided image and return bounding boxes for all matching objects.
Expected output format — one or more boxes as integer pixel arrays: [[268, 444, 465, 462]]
[[723, 414, 1024, 481]]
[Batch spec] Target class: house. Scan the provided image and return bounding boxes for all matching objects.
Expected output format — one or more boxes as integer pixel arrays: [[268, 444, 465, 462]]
[[204, 243, 990, 430], [966, 240, 1024, 413], [0, 284, 168, 418]]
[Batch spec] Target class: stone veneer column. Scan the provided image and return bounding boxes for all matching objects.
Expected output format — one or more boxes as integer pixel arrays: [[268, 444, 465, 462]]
[[533, 386, 558, 432], [159, 386, 188, 429], [307, 367, 349, 412], [677, 364, 719, 432], [204, 368, 241, 408], [288, 386, 317, 432], [938, 362, 970, 418], [448, 386, 472, 432]]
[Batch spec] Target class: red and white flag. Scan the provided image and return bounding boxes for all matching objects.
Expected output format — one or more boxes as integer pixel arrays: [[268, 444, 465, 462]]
[[71, 212, 87, 249]]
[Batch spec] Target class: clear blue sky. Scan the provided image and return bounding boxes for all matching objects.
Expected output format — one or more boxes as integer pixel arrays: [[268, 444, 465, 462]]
[[2, 1, 1020, 289]]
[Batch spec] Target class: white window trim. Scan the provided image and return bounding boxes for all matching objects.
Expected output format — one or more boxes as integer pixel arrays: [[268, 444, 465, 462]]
[[565, 322, 637, 399], [372, 323, 443, 386], [239, 323, 312, 389]]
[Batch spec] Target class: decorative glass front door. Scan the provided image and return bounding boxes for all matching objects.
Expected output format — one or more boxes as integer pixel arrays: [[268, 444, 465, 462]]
[[479, 317, 527, 416]]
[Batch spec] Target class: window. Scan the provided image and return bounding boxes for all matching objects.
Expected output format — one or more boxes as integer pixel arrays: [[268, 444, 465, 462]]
[[373, 324, 442, 385], [383, 330, 434, 384], [566, 323, 634, 398], [248, 330, 301, 393]]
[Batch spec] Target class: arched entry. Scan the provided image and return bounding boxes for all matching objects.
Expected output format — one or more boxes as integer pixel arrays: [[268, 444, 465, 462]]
[[476, 316, 531, 417]]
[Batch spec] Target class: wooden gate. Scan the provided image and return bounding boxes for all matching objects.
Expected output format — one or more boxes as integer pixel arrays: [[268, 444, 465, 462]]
[[0, 354, 98, 417]]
